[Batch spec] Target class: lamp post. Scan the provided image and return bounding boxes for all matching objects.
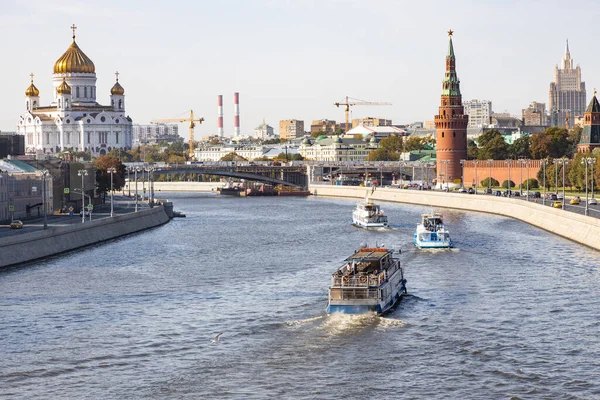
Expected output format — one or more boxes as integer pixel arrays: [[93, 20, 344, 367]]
[[134, 167, 141, 212], [556, 157, 568, 209], [41, 170, 48, 229], [488, 159, 493, 192], [78, 169, 88, 224], [591, 158, 597, 199], [441, 160, 450, 190], [582, 158, 590, 216], [553, 159, 559, 195], [505, 160, 512, 197], [525, 159, 530, 201], [127, 167, 131, 197], [541, 159, 547, 205], [460, 160, 465, 189], [148, 167, 155, 206], [518, 158, 525, 195], [107, 167, 116, 217], [473, 160, 479, 194]]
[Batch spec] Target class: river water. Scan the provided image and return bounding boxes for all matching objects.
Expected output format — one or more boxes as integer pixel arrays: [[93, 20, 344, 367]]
[[1, 194, 599, 399]]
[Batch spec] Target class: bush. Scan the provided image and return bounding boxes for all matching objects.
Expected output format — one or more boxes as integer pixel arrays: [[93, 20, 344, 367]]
[[501, 180, 515, 188], [480, 177, 499, 188], [522, 178, 539, 189]]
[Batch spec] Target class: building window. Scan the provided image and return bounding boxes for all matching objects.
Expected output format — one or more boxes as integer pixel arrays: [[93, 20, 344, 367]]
[[76, 87, 80, 98], [442, 132, 445, 138], [84, 87, 88, 98], [116, 132, 119, 144], [453, 132, 456, 137]]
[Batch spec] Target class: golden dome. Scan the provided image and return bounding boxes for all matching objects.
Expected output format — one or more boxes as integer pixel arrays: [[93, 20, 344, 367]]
[[25, 73, 39, 97], [25, 82, 40, 97], [57, 78, 72, 95], [111, 81, 125, 95], [53, 39, 95, 74]]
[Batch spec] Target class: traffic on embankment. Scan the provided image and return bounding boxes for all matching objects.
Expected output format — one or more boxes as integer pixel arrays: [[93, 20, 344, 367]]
[[310, 184, 600, 251], [0, 201, 173, 268]]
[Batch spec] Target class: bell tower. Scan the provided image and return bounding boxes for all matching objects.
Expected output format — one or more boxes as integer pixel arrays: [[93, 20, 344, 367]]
[[434, 30, 469, 188]]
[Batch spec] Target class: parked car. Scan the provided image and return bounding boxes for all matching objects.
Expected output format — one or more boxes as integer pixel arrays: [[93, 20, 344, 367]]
[[557, 194, 564, 200], [570, 197, 580, 205], [467, 188, 475, 194], [553, 201, 563, 208], [533, 191, 541, 198], [547, 193, 558, 200], [458, 187, 467, 193], [10, 220, 23, 229], [484, 188, 493, 194], [80, 210, 92, 216], [494, 190, 502, 196], [589, 198, 598, 205]]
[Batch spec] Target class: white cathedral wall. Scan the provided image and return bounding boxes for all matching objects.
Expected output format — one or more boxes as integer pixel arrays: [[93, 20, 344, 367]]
[[52, 74, 97, 104]]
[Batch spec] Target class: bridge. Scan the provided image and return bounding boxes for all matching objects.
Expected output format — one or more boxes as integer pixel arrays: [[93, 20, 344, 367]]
[[124, 161, 437, 189]]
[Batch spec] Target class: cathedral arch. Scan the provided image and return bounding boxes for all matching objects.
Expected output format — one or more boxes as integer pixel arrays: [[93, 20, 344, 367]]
[[442, 132, 445, 138], [453, 132, 456, 138], [118, 100, 122, 109]]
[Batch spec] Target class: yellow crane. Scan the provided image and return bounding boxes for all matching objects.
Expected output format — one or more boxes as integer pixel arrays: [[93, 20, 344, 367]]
[[334, 96, 392, 132], [151, 110, 204, 159]]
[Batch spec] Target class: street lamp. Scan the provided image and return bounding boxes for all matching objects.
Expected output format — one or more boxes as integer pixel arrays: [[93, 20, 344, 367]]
[[553, 159, 560, 195], [556, 157, 568, 209], [107, 167, 117, 217], [525, 159, 530, 201], [505, 160, 512, 197], [488, 159, 493, 192], [590, 158, 597, 200], [518, 158, 525, 195], [134, 167, 141, 212], [148, 166, 155, 206], [473, 160, 479, 194], [78, 169, 88, 224], [41, 170, 48, 229], [441, 160, 450, 190], [460, 160, 465, 189], [541, 159, 547, 205]]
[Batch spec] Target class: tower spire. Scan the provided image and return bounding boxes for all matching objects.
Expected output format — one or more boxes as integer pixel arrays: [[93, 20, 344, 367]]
[[447, 29, 455, 57], [566, 38, 570, 55], [71, 24, 77, 40]]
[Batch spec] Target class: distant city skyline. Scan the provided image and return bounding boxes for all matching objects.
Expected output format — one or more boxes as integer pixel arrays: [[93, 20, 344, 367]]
[[1, 0, 599, 140]]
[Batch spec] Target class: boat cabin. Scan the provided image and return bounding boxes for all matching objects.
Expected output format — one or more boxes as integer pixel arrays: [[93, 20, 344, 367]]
[[421, 214, 444, 232]]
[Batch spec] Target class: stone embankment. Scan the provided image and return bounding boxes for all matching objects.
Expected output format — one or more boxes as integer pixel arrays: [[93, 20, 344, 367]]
[[0, 206, 170, 268], [311, 185, 600, 251], [152, 182, 217, 192]]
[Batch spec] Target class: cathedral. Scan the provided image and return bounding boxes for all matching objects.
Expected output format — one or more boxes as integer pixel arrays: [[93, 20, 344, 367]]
[[17, 25, 133, 156]]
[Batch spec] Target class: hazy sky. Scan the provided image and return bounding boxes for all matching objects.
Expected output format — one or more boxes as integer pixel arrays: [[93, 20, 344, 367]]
[[1, 0, 599, 139]]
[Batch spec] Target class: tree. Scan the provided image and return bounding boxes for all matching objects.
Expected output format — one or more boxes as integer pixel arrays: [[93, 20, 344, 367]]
[[480, 177, 499, 187], [508, 136, 531, 159], [366, 135, 402, 161], [566, 126, 583, 158], [478, 134, 508, 160], [546, 127, 570, 158], [311, 130, 328, 138], [522, 178, 539, 189], [263, 138, 281, 145], [276, 152, 304, 161], [467, 139, 478, 160], [530, 132, 552, 159], [220, 152, 247, 162], [94, 155, 126, 197], [501, 180, 515, 188]]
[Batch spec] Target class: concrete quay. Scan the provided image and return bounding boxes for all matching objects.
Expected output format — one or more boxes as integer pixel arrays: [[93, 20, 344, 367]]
[[150, 182, 218, 193], [0, 205, 170, 268], [310, 184, 600, 251]]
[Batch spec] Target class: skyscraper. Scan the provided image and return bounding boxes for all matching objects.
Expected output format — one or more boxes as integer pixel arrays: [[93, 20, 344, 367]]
[[549, 40, 586, 129], [434, 30, 468, 188]]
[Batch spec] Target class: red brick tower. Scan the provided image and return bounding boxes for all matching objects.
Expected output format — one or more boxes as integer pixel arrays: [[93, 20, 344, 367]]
[[435, 30, 468, 187]]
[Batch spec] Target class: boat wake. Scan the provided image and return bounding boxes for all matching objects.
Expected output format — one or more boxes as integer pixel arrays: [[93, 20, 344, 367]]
[[318, 313, 406, 335], [282, 315, 324, 327]]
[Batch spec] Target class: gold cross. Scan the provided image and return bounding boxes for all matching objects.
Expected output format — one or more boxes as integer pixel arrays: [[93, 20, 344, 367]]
[[30, 72, 34, 83], [595, 88, 597, 96], [71, 24, 77, 39], [448, 29, 454, 37], [115, 71, 119, 81]]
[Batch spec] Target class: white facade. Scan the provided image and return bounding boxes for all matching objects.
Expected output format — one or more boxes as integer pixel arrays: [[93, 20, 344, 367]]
[[133, 124, 180, 145], [253, 120, 275, 139], [17, 30, 133, 156], [299, 137, 376, 162], [462, 100, 492, 128], [195, 145, 268, 161]]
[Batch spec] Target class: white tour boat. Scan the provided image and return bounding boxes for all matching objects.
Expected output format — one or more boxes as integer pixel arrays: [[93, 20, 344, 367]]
[[352, 191, 388, 229], [327, 246, 407, 315], [414, 212, 453, 249]]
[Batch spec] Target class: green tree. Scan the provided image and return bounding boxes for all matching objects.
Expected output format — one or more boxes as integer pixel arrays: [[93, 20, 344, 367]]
[[478, 134, 508, 160], [404, 136, 425, 152], [467, 139, 478, 160], [546, 127, 570, 158], [366, 135, 402, 161], [263, 138, 282, 145], [566, 126, 583, 157], [508, 136, 531, 159], [94, 155, 126, 197], [522, 178, 539, 189], [480, 177, 499, 187], [530, 132, 552, 159], [501, 180, 515, 188], [311, 130, 328, 138]]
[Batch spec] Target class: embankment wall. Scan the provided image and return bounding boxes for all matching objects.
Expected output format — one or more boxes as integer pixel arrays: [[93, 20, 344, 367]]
[[0, 206, 170, 268], [310, 185, 600, 251], [152, 182, 217, 192]]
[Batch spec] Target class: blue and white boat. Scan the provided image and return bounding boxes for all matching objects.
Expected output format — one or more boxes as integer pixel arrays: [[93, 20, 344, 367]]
[[327, 246, 407, 315], [413, 212, 453, 249]]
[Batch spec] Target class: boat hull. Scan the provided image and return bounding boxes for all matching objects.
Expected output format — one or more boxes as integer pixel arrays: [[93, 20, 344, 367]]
[[327, 279, 407, 315], [414, 233, 452, 249], [352, 218, 388, 229]]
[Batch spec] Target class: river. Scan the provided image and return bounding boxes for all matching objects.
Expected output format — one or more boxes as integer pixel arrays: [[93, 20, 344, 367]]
[[1, 194, 599, 399]]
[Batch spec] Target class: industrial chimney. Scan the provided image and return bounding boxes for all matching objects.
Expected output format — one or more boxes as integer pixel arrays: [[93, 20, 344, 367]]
[[217, 95, 224, 137], [234, 92, 240, 137]]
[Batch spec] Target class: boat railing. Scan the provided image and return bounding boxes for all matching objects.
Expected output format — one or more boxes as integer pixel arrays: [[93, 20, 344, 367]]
[[331, 274, 385, 288], [330, 288, 380, 301]]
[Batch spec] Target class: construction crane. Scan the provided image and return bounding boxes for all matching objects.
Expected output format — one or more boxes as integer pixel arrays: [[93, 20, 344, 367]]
[[151, 110, 204, 159], [334, 96, 392, 132]]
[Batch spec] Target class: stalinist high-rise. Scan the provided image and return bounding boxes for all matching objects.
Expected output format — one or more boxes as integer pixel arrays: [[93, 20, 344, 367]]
[[549, 40, 586, 128]]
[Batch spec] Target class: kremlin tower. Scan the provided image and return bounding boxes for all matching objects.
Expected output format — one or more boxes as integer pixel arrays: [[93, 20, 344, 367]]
[[434, 30, 468, 188]]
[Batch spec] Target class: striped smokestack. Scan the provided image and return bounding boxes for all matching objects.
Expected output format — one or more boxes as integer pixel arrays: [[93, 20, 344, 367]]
[[234, 92, 240, 137], [217, 95, 224, 137]]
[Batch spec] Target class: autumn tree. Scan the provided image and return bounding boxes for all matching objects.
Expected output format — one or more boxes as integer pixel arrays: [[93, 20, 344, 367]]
[[94, 155, 126, 197]]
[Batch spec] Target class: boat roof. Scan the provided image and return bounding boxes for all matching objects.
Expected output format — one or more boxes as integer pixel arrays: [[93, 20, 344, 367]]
[[422, 213, 443, 218], [346, 248, 390, 261]]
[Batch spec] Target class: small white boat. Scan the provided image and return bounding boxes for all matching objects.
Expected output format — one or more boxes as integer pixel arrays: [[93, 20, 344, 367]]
[[327, 245, 407, 315], [352, 190, 388, 229], [414, 212, 452, 249]]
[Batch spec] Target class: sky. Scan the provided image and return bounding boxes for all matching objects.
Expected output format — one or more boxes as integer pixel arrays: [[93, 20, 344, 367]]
[[1, 0, 600, 140]]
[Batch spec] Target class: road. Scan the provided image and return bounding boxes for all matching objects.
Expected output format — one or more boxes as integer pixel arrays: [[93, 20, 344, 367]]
[[0, 195, 150, 239]]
